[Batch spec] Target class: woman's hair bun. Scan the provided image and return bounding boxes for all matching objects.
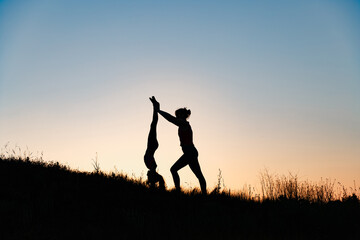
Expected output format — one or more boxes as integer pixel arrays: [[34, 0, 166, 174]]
[[175, 107, 191, 119]]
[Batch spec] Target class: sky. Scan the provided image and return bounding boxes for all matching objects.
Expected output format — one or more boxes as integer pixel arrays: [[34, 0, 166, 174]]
[[1, 0, 359, 191]]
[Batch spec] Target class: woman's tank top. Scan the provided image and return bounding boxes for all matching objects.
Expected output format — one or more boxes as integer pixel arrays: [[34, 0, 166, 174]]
[[178, 123, 193, 146]]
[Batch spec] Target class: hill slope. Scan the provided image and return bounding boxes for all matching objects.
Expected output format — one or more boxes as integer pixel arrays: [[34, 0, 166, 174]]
[[0, 157, 359, 240]]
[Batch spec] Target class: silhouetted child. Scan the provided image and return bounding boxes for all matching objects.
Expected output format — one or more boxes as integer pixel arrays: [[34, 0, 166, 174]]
[[144, 96, 165, 190], [153, 97, 207, 194]]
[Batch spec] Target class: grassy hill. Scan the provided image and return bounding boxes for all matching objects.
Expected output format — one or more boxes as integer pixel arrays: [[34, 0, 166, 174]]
[[1, 156, 359, 240]]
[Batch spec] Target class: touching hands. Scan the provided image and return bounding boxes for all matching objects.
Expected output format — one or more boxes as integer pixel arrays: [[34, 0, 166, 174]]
[[149, 96, 160, 112]]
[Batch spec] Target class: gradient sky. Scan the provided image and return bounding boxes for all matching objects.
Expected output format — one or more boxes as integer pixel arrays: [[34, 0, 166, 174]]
[[1, 0, 359, 191]]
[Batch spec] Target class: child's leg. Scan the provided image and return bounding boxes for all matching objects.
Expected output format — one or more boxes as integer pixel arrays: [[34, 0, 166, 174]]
[[145, 109, 158, 169], [147, 109, 159, 150]]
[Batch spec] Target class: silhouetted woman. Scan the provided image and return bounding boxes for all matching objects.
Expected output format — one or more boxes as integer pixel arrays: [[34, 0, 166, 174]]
[[144, 96, 165, 190], [154, 97, 206, 194]]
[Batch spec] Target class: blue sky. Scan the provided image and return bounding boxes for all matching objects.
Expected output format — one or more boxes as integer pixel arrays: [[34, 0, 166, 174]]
[[1, 0, 359, 190]]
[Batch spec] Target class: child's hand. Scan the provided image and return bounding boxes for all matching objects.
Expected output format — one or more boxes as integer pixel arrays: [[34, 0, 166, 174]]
[[149, 96, 160, 111]]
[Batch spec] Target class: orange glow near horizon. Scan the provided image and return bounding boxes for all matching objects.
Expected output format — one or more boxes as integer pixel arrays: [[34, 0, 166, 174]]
[[1, 79, 359, 192]]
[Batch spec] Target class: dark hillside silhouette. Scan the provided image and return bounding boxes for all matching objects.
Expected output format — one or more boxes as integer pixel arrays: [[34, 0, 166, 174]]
[[0, 157, 359, 240]]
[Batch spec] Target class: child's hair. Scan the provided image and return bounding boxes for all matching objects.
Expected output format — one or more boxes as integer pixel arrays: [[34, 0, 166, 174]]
[[175, 108, 191, 119]]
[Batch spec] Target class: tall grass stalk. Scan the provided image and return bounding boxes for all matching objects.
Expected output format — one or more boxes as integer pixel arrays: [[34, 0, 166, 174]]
[[259, 169, 359, 202]]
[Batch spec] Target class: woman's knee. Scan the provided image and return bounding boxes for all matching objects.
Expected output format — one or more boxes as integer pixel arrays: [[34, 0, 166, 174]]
[[170, 165, 178, 174]]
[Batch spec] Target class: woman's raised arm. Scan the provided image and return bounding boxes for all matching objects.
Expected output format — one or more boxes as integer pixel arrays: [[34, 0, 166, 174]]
[[158, 110, 185, 126]]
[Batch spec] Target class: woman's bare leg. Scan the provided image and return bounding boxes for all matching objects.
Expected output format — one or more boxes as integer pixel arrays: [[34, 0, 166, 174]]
[[189, 159, 207, 194], [170, 155, 189, 191]]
